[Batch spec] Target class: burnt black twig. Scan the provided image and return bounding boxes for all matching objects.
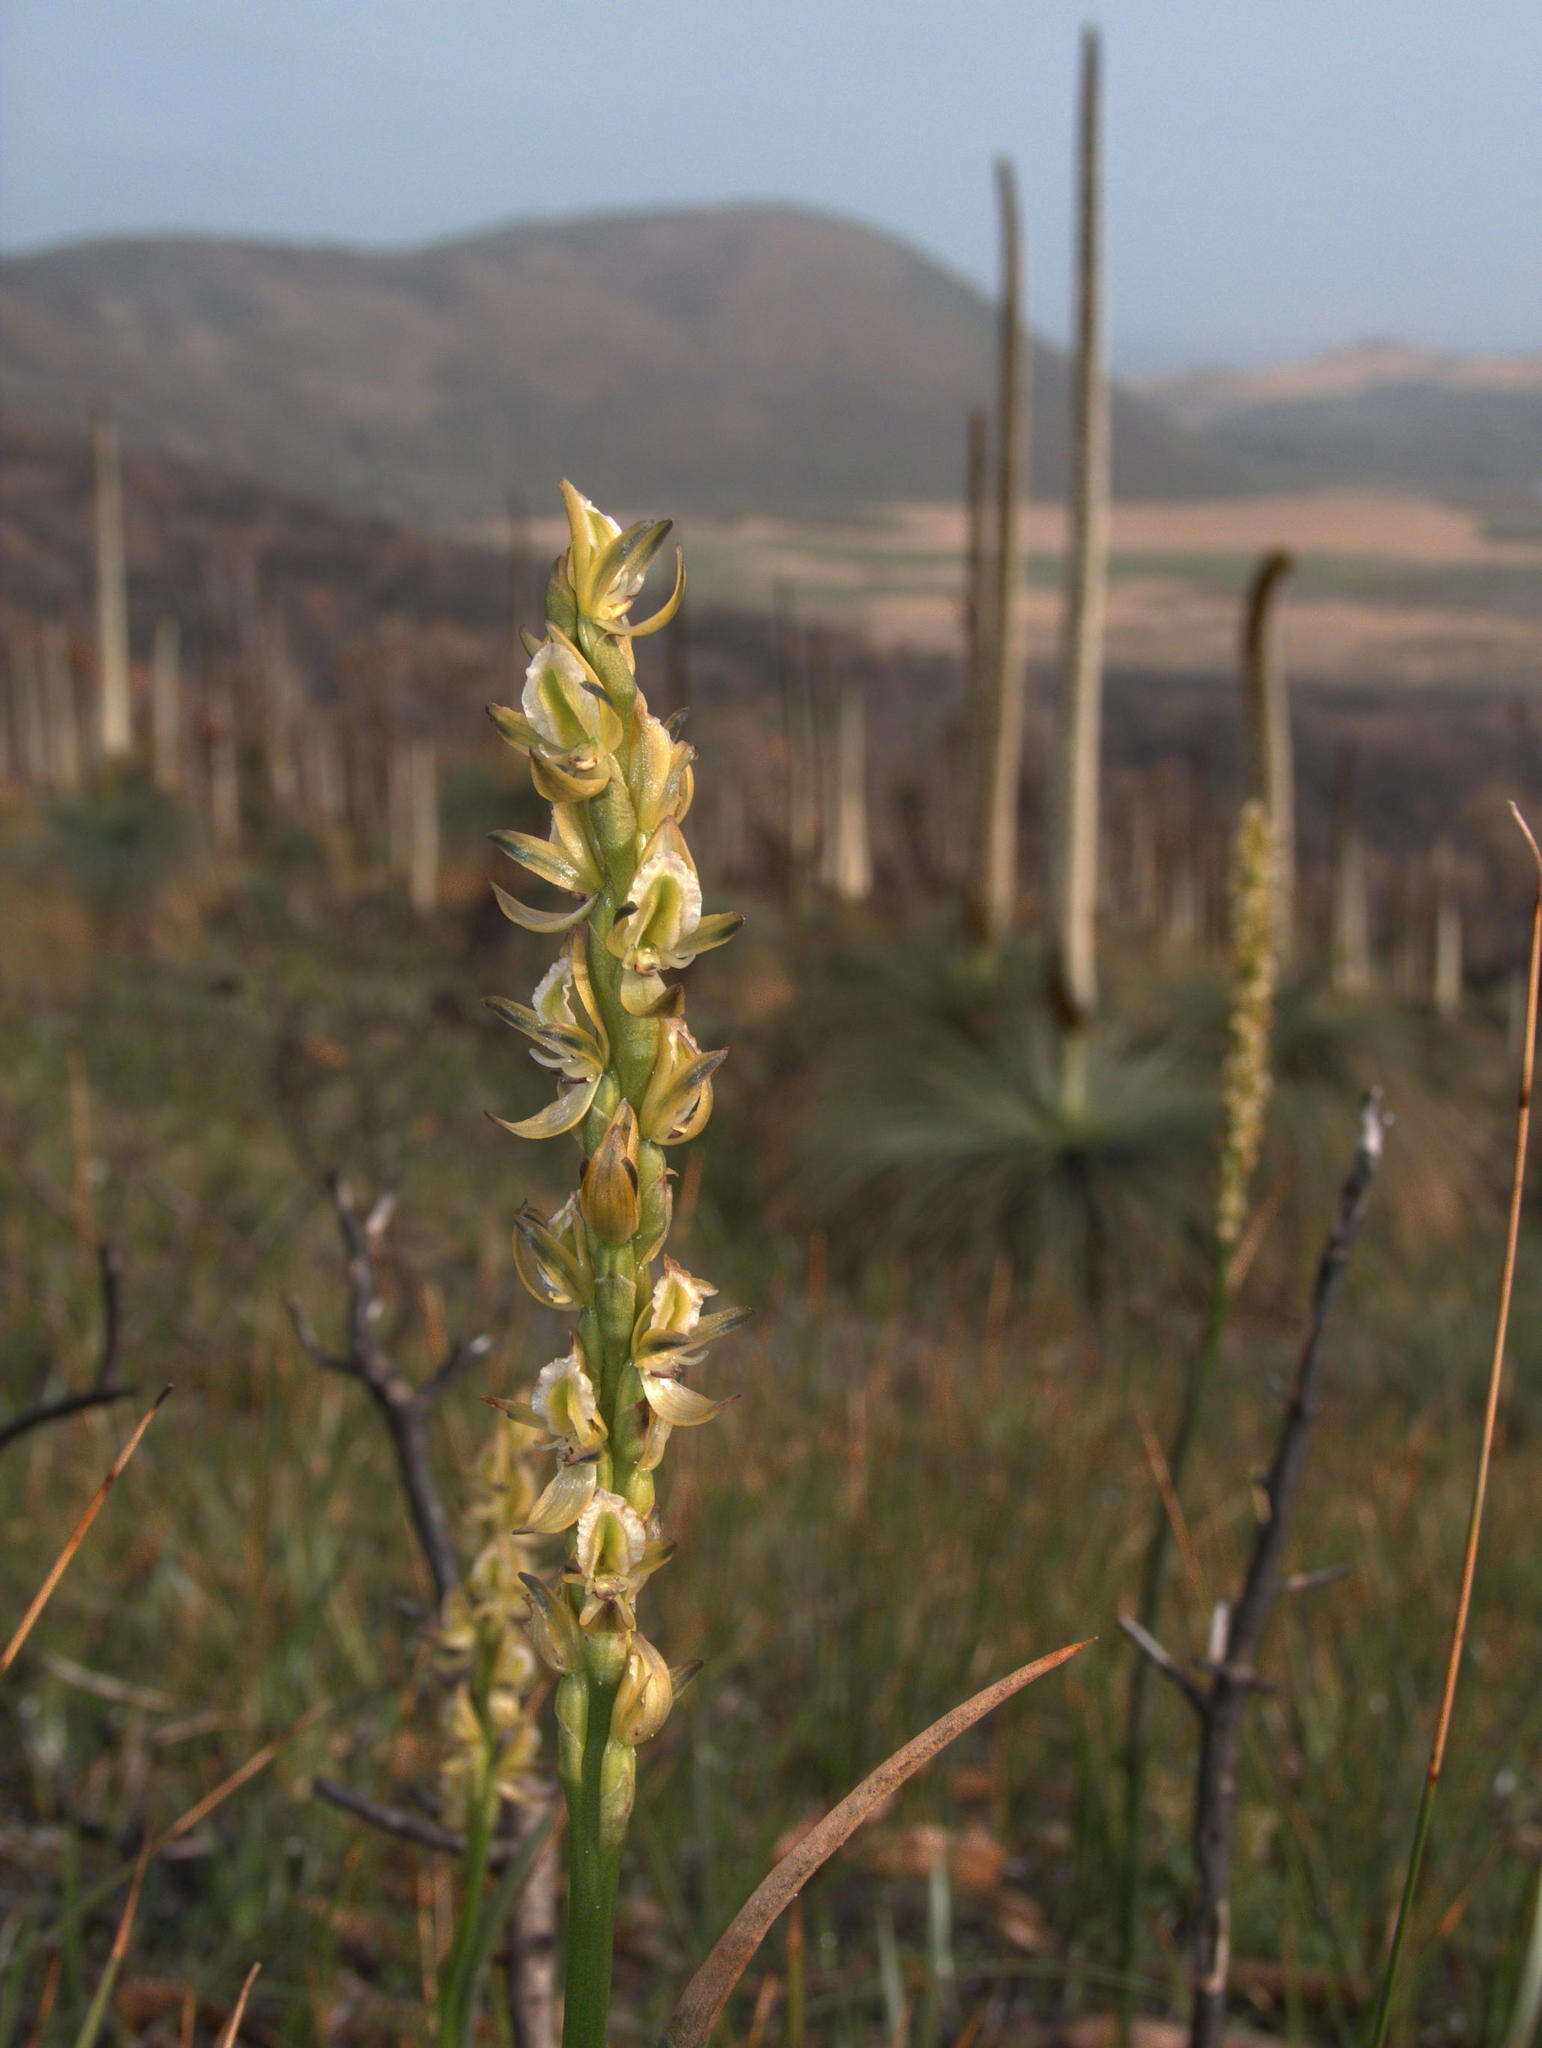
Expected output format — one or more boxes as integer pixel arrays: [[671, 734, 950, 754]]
[[286, 1174, 489, 1603], [0, 1244, 137, 1455], [1187, 1088, 1387, 2048]]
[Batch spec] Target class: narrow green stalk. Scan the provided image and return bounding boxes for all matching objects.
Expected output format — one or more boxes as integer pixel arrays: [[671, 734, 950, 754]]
[[71, 1957, 125, 2048], [1504, 1848, 1542, 2048], [1365, 1774, 1437, 2048], [563, 1673, 623, 2048], [438, 1744, 503, 2046]]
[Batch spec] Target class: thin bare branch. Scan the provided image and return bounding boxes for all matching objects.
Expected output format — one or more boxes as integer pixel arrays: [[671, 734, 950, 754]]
[[93, 1244, 123, 1387], [0, 1242, 136, 1455], [314, 1774, 550, 1867], [426, 1331, 493, 1402], [1187, 1088, 1388, 2048], [1279, 1565, 1349, 1598], [287, 1174, 491, 1601], [1116, 1614, 1206, 1716]]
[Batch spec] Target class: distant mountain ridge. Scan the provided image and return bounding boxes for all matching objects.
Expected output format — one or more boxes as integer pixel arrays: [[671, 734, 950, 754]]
[[0, 203, 1235, 525], [1143, 342, 1542, 493]]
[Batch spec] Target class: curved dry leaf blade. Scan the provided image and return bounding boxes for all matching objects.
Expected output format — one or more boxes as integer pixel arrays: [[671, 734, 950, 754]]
[[3, 1388, 171, 1676], [664, 1637, 1092, 2048], [214, 1964, 261, 2048]]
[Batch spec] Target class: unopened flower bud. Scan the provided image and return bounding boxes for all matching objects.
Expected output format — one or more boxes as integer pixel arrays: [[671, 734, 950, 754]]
[[598, 1736, 637, 1849], [612, 1632, 674, 1745], [520, 1571, 585, 1675], [579, 1101, 642, 1244]]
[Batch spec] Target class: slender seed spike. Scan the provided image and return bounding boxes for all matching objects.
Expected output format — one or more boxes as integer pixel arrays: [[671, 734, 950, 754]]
[[1048, 24, 1109, 1112], [1241, 549, 1296, 957], [967, 157, 1028, 957]]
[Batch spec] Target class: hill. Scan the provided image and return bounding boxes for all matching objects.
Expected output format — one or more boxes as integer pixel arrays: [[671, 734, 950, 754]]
[[0, 204, 1235, 524], [1144, 342, 1542, 494]]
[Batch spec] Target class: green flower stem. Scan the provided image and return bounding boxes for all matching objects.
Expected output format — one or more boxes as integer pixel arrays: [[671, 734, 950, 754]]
[[563, 1667, 625, 2048], [1117, 1239, 1231, 2041], [586, 909, 657, 1107], [563, 795, 653, 2048], [436, 1739, 502, 2047]]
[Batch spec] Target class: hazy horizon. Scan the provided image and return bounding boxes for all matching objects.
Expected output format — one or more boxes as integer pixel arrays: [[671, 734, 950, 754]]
[[3, 0, 1540, 377]]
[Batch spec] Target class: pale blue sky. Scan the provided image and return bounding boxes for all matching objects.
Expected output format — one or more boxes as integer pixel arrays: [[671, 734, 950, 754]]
[[2, 0, 1538, 372]]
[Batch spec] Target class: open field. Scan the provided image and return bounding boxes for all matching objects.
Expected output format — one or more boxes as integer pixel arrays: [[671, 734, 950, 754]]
[[2, 774, 1541, 2043], [525, 493, 1542, 690]]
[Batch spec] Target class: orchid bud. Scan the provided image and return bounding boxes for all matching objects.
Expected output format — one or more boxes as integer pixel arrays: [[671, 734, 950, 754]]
[[579, 1100, 642, 1245], [612, 1632, 674, 1745]]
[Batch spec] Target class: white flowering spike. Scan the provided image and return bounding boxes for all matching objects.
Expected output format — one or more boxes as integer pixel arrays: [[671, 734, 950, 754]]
[[485, 485, 745, 2023]]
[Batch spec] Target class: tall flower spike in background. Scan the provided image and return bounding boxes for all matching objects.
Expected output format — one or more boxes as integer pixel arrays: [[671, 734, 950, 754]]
[[486, 485, 743, 2048]]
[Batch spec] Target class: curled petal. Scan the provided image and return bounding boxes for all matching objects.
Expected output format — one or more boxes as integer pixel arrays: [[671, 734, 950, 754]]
[[520, 1459, 598, 1535], [636, 1409, 672, 1472], [634, 1303, 749, 1365], [511, 1202, 589, 1308], [627, 549, 686, 638], [620, 971, 683, 1019], [489, 826, 592, 896], [567, 938, 607, 1044], [484, 996, 603, 1079], [686, 912, 745, 958], [530, 748, 612, 805], [639, 1371, 732, 1427], [491, 880, 597, 935], [487, 703, 543, 753], [640, 1020, 726, 1143], [490, 1071, 601, 1141], [590, 519, 672, 615], [666, 1072, 716, 1145]]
